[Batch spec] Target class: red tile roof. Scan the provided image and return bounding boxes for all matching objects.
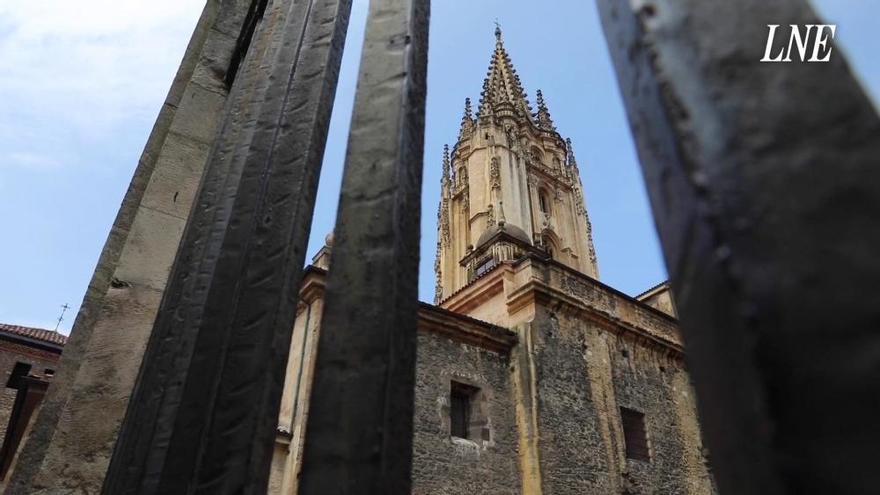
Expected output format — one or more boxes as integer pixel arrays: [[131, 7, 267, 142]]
[[0, 323, 68, 346]]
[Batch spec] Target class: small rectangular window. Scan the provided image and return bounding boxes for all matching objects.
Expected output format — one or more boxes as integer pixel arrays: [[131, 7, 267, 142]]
[[450, 382, 478, 439], [620, 407, 650, 461], [6, 362, 32, 389]]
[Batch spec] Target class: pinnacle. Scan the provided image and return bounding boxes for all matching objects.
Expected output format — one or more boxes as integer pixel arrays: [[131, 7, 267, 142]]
[[458, 98, 475, 141], [534, 89, 556, 131], [442, 144, 451, 180], [566, 138, 578, 168]]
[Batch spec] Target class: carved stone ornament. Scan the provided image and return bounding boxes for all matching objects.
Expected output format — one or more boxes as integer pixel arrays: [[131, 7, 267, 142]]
[[489, 157, 501, 190], [440, 203, 451, 246]]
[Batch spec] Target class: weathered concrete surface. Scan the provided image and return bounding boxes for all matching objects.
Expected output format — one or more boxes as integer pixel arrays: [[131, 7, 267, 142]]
[[596, 0, 880, 493], [4, 1, 251, 493], [298, 0, 430, 493]]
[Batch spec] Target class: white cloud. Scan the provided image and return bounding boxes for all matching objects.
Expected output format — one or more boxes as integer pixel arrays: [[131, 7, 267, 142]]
[[0, 0, 206, 168], [3, 151, 62, 170]]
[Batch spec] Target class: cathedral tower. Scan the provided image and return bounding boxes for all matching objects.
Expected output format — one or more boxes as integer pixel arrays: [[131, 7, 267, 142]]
[[434, 27, 599, 303]]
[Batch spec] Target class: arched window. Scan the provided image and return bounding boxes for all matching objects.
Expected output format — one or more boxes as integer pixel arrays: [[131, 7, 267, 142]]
[[539, 190, 551, 216], [542, 233, 559, 260]]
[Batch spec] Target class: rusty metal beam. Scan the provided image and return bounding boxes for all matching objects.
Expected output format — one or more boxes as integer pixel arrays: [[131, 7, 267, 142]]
[[297, 0, 430, 493], [101, 0, 352, 492], [596, 0, 880, 493]]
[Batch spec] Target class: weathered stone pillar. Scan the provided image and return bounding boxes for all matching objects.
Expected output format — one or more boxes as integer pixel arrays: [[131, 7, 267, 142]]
[[99, 0, 353, 491], [5, 1, 251, 493], [597, 0, 880, 493], [510, 322, 543, 495]]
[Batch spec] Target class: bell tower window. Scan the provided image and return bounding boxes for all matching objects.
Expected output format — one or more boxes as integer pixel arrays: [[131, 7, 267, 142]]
[[539, 190, 551, 216]]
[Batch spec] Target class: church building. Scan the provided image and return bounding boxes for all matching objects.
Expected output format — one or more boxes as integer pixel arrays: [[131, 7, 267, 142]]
[[268, 28, 715, 495]]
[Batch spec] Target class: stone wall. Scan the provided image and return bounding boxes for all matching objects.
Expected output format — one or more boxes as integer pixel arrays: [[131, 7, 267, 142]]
[[529, 309, 617, 493], [527, 305, 714, 494], [412, 331, 520, 495]]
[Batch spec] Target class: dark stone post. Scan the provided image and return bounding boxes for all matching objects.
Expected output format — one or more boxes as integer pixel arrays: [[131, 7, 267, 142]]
[[596, 0, 880, 493], [100, 0, 352, 492], [0, 377, 49, 480], [298, 0, 430, 493]]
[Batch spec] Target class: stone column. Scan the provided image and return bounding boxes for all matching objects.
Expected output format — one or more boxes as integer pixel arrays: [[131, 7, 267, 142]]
[[5, 1, 251, 493], [100, 0, 353, 491]]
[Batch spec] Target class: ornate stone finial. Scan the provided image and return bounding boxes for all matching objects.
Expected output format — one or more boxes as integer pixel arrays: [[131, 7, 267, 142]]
[[566, 137, 579, 168], [458, 98, 474, 140], [497, 200, 506, 226], [441, 144, 451, 181], [312, 231, 335, 269], [534, 89, 556, 131], [494, 20, 502, 42]]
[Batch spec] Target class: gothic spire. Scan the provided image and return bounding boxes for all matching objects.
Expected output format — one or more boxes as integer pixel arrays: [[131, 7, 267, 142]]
[[566, 138, 579, 168], [441, 144, 451, 182], [534, 89, 556, 131], [458, 97, 474, 141], [477, 25, 531, 121]]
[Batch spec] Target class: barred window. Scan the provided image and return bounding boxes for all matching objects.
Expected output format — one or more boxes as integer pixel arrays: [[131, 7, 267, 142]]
[[450, 382, 479, 439], [620, 407, 650, 461]]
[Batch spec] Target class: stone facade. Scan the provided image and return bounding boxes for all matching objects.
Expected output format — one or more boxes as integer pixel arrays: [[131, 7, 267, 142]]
[[269, 28, 714, 494], [411, 319, 520, 495]]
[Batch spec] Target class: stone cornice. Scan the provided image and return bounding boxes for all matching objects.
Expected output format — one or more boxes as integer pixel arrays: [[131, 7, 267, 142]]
[[299, 265, 516, 355], [418, 303, 517, 355], [505, 256, 684, 356]]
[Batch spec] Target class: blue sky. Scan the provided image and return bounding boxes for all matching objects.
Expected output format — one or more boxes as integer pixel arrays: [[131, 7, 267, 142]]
[[1, 0, 877, 333]]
